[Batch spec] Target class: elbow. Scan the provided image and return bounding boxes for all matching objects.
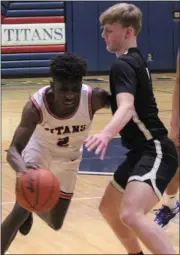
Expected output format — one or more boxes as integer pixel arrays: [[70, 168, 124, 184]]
[[6, 147, 12, 163], [6, 146, 16, 163], [126, 104, 134, 118]]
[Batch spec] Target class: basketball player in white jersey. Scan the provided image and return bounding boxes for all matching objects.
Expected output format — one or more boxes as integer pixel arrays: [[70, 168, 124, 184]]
[[1, 53, 110, 255]]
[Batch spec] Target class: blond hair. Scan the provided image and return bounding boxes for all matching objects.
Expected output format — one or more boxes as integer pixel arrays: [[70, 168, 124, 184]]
[[99, 3, 142, 35]]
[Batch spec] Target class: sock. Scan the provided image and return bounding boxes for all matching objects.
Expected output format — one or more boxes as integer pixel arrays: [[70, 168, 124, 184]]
[[128, 252, 144, 255], [164, 194, 178, 210]]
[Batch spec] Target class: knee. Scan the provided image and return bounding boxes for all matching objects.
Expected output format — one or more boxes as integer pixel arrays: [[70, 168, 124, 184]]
[[120, 208, 141, 228], [99, 200, 105, 215], [99, 199, 119, 225], [99, 199, 110, 219]]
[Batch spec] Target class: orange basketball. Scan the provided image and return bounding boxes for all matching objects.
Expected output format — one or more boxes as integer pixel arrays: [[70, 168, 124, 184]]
[[16, 168, 60, 212]]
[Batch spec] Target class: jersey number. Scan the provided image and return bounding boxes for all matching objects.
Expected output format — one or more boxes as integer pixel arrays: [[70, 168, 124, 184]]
[[57, 137, 69, 147]]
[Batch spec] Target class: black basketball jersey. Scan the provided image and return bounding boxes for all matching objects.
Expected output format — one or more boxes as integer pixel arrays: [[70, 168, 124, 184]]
[[110, 48, 168, 150]]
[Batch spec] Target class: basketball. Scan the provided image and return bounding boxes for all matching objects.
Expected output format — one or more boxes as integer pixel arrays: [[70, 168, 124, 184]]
[[16, 168, 60, 212]]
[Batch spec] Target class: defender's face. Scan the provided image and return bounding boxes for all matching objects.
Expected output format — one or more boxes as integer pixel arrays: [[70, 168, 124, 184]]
[[101, 22, 129, 53], [52, 79, 82, 109]]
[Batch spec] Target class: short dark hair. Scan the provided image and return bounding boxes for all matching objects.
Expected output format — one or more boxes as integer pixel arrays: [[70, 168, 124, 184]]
[[50, 53, 87, 81]]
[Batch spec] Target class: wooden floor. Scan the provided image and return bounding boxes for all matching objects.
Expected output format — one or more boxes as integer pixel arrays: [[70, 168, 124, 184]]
[[2, 74, 179, 254]]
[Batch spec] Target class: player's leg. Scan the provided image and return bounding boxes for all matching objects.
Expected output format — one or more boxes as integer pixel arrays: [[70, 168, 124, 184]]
[[37, 195, 72, 230], [99, 155, 144, 255], [1, 201, 30, 254], [37, 160, 78, 230], [121, 182, 176, 254], [18, 144, 50, 235], [120, 138, 178, 254], [154, 147, 180, 227], [164, 167, 179, 206], [19, 192, 73, 234], [19, 212, 33, 235]]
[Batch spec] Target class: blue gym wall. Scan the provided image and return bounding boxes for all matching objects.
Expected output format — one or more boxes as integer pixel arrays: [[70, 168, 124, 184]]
[[66, 1, 180, 72], [1, 1, 180, 77]]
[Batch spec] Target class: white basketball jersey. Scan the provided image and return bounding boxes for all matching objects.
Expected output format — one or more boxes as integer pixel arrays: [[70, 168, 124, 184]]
[[24, 84, 93, 161]]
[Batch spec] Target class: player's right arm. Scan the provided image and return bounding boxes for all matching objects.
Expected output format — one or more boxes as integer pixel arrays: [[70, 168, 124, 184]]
[[91, 87, 111, 114], [170, 49, 180, 146], [6, 100, 40, 173]]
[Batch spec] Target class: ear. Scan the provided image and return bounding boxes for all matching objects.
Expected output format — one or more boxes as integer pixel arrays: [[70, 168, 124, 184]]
[[125, 27, 133, 39]]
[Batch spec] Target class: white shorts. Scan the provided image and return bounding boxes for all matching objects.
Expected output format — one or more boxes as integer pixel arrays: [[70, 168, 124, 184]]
[[22, 143, 81, 198]]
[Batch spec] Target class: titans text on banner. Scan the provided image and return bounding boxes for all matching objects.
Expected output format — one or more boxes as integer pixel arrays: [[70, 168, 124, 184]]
[[2, 23, 65, 46]]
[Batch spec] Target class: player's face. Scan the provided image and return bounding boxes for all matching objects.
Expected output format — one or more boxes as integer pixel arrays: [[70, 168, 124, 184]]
[[53, 79, 82, 109], [101, 22, 130, 53]]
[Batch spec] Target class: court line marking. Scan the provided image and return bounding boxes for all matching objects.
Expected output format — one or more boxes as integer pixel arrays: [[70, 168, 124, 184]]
[[159, 116, 171, 119], [79, 171, 113, 175], [1, 196, 102, 205], [2, 200, 179, 225]]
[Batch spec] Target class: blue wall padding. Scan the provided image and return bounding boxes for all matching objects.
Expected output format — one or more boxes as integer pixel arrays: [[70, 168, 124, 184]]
[[1, 52, 64, 61], [149, 2, 174, 70], [65, 2, 73, 52], [173, 1, 180, 14], [1, 60, 51, 68], [9, 2, 64, 10], [173, 22, 180, 68], [173, 1, 180, 69], [1, 1, 9, 8], [72, 2, 99, 71], [1, 4, 6, 15], [134, 1, 149, 59], [2, 67, 50, 77], [6, 9, 64, 17]]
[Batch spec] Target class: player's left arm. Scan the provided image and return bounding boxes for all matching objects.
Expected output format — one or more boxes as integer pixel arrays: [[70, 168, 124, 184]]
[[101, 92, 134, 140], [84, 60, 136, 159], [92, 60, 136, 138], [91, 87, 111, 114]]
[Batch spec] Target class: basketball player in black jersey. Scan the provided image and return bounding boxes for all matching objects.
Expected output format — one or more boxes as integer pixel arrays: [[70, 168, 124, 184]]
[[1, 53, 110, 255], [85, 3, 178, 254]]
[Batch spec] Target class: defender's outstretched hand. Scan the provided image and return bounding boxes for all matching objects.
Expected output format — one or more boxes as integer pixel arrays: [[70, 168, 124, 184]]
[[84, 132, 110, 160]]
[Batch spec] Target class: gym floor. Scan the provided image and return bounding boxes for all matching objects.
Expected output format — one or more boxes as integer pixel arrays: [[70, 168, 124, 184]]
[[2, 73, 179, 254]]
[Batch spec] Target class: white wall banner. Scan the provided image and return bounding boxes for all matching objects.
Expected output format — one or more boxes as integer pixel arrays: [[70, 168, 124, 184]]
[[2, 23, 66, 46]]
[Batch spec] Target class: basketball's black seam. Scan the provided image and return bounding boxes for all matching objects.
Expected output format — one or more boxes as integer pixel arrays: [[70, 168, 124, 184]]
[[20, 177, 36, 211], [36, 170, 44, 211], [18, 170, 58, 212], [38, 173, 57, 211], [27, 170, 39, 209]]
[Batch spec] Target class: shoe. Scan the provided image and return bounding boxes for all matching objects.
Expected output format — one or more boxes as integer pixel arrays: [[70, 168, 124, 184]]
[[154, 200, 180, 228], [19, 213, 33, 235]]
